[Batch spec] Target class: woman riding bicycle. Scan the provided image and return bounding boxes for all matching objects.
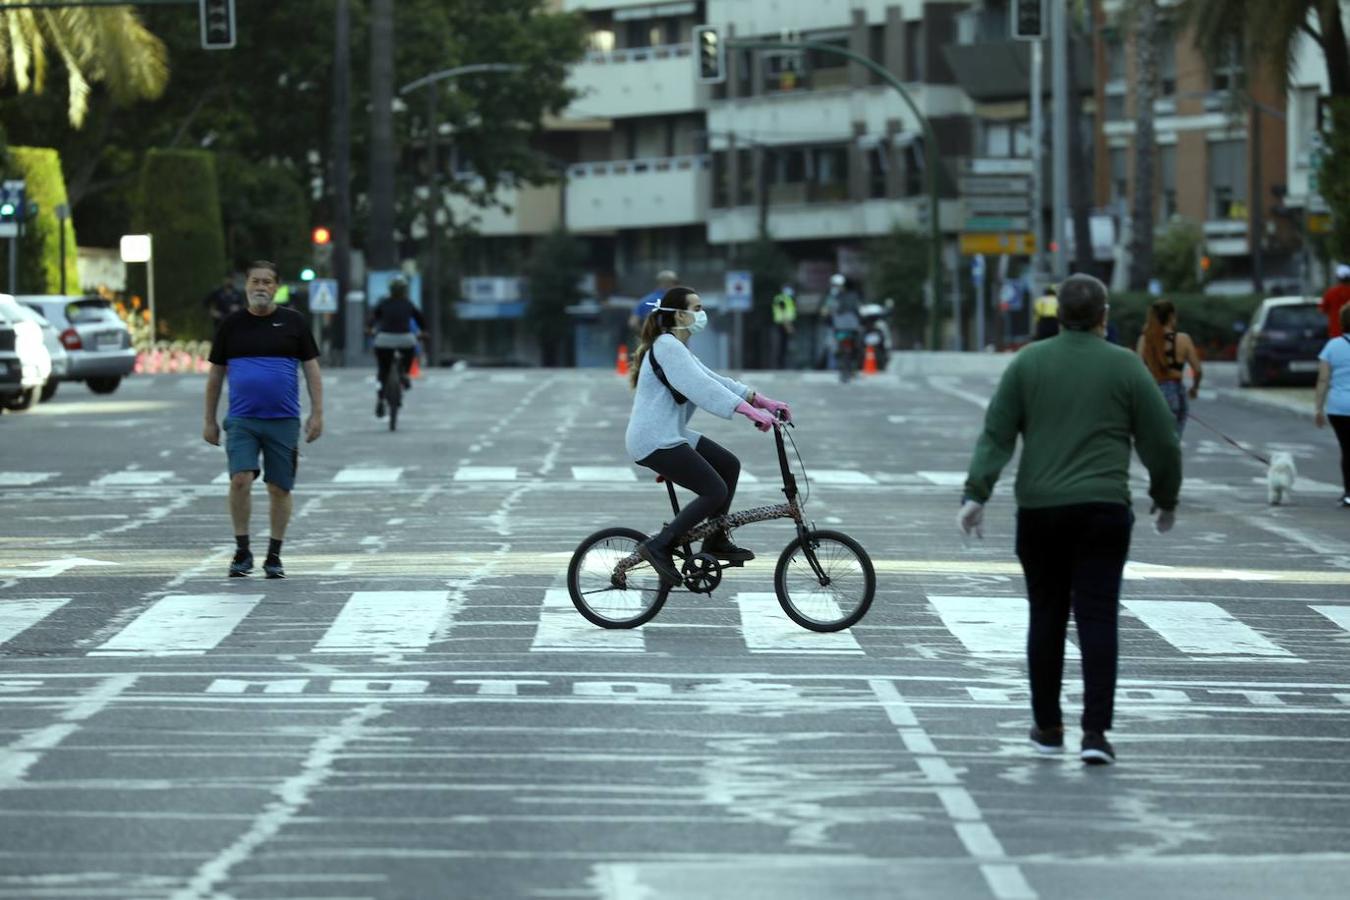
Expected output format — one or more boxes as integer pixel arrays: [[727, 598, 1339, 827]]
[[626, 286, 792, 585], [367, 277, 426, 418]]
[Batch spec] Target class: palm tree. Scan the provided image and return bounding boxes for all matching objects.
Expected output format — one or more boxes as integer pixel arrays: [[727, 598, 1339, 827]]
[[1128, 0, 1161, 291], [0, 3, 167, 128]]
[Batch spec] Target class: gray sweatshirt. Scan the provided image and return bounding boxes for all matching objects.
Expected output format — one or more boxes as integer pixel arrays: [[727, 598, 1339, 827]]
[[625, 334, 751, 462]]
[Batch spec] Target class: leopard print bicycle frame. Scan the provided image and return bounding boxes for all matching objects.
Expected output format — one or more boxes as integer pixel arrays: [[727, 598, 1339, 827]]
[[613, 499, 803, 577]]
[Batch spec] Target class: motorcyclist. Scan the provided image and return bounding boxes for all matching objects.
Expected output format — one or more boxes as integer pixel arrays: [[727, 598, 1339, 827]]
[[821, 274, 862, 381]]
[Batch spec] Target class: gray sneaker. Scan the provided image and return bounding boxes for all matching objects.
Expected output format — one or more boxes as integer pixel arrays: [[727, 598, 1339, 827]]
[[228, 551, 253, 578], [263, 556, 285, 579], [1081, 731, 1116, 766]]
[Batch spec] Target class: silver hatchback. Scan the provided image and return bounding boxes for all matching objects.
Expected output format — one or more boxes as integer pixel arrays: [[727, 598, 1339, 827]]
[[18, 295, 136, 394]]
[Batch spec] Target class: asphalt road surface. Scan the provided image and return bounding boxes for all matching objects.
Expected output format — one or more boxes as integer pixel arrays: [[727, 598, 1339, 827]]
[[1, 358, 1348, 900]]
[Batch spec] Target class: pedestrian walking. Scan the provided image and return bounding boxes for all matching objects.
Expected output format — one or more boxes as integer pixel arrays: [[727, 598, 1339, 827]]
[[203, 261, 324, 579], [625, 286, 791, 585], [628, 269, 679, 335], [1314, 304, 1350, 508], [958, 274, 1182, 766], [203, 275, 244, 324], [772, 284, 797, 368], [1321, 264, 1350, 338], [1136, 299, 1203, 437]]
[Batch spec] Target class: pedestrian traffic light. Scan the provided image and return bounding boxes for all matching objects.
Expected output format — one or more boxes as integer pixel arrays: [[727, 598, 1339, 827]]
[[311, 226, 333, 274], [0, 181, 26, 238], [695, 26, 724, 84], [300, 268, 316, 282], [1011, 0, 1045, 41], [312, 226, 332, 245], [199, 0, 236, 51]]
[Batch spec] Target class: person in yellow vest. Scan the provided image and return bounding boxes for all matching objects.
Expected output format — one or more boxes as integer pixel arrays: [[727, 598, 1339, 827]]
[[1032, 284, 1059, 341], [273, 283, 292, 306], [772, 284, 797, 368]]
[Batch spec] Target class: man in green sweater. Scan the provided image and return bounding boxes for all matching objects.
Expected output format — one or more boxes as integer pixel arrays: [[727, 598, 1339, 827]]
[[959, 274, 1181, 766]]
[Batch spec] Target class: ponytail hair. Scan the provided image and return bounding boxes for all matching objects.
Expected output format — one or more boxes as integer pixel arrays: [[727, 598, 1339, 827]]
[[630, 286, 698, 389], [1141, 299, 1176, 379]]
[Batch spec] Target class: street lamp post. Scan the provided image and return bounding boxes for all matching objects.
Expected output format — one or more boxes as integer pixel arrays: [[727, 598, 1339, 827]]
[[120, 234, 154, 341], [398, 63, 523, 363]]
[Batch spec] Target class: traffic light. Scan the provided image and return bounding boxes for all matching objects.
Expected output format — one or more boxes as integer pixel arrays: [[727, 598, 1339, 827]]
[[311, 225, 333, 274], [300, 268, 316, 282], [1011, 0, 1046, 41], [199, 0, 236, 50], [311, 226, 332, 246], [695, 26, 724, 84], [0, 181, 26, 238]]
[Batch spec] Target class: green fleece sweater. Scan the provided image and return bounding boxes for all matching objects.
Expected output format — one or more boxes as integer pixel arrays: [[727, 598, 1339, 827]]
[[964, 330, 1182, 510]]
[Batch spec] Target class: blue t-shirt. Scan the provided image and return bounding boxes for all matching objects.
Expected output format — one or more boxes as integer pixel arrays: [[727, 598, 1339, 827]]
[[633, 290, 662, 320], [1319, 336, 1350, 416], [208, 307, 319, 419]]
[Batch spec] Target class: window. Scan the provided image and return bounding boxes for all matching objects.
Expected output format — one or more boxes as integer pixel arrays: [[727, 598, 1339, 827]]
[[1105, 33, 1125, 82], [1157, 25, 1176, 96], [809, 145, 850, 202], [1109, 147, 1128, 207], [1211, 39, 1244, 93], [1294, 87, 1320, 163], [735, 148, 753, 206], [764, 50, 804, 92], [984, 122, 1013, 158], [1265, 305, 1324, 331], [868, 142, 889, 199], [807, 33, 850, 90], [589, 30, 615, 54], [869, 25, 886, 85], [905, 21, 923, 82], [1208, 139, 1247, 218], [1105, 92, 1127, 121], [712, 152, 729, 208], [1159, 144, 1177, 220]]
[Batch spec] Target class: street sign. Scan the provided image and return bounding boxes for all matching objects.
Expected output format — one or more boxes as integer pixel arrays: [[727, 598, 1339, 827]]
[[959, 157, 1034, 176], [960, 176, 1031, 196], [999, 281, 1023, 312], [724, 269, 753, 312], [963, 216, 1031, 232], [964, 195, 1036, 215], [971, 254, 986, 283], [959, 232, 1037, 256], [308, 278, 339, 313], [1309, 213, 1333, 235]]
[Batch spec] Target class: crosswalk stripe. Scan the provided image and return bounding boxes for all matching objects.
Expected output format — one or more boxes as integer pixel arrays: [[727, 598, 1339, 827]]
[[0, 599, 70, 644], [0, 472, 56, 487], [571, 466, 637, 482], [530, 588, 645, 652], [916, 471, 968, 487], [454, 466, 518, 482], [311, 591, 454, 654], [212, 472, 231, 485], [1311, 605, 1350, 634], [91, 470, 174, 486], [734, 592, 863, 654], [810, 469, 878, 486], [332, 466, 404, 484], [1122, 600, 1294, 657], [90, 594, 264, 657], [928, 595, 1078, 658]]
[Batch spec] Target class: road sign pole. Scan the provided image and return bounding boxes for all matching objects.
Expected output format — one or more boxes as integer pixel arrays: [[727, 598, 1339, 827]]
[[1030, 37, 1044, 287], [1050, 0, 1069, 277], [7, 237, 15, 295]]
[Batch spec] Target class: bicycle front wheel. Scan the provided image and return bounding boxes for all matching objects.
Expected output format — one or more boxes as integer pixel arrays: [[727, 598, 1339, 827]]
[[567, 527, 671, 629], [774, 529, 875, 632], [385, 373, 402, 432]]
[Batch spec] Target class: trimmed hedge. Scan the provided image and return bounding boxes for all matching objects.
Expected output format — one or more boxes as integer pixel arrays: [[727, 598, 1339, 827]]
[[1109, 292, 1264, 360], [133, 149, 226, 340], [0, 147, 80, 294]]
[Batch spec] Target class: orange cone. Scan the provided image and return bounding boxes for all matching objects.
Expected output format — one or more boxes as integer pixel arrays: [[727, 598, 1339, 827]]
[[615, 345, 629, 376], [862, 344, 878, 376], [410, 355, 422, 379]]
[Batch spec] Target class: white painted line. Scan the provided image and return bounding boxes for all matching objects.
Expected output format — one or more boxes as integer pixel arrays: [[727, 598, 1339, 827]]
[[0, 599, 70, 644], [332, 466, 404, 484], [0, 472, 56, 486], [809, 469, 878, 485], [734, 592, 863, 654], [1123, 600, 1294, 657], [92, 470, 174, 486], [928, 595, 1077, 659], [571, 466, 638, 482], [212, 472, 231, 485], [531, 588, 644, 653], [312, 591, 453, 654], [1249, 475, 1345, 494], [90, 594, 263, 657], [738, 471, 760, 483], [916, 470, 968, 487], [453, 466, 518, 482], [1312, 605, 1350, 635], [888, 415, 909, 424]]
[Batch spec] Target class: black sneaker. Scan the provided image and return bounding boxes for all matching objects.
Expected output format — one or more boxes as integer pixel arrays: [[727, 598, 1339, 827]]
[[1081, 731, 1116, 766], [1339, 494, 1350, 508], [263, 556, 285, 579], [400, 374, 411, 390], [1029, 725, 1064, 755], [375, 396, 386, 418], [637, 541, 682, 586], [229, 551, 253, 578], [701, 532, 755, 563]]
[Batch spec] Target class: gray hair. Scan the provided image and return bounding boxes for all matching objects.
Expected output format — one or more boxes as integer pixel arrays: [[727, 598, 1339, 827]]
[[1058, 274, 1109, 331]]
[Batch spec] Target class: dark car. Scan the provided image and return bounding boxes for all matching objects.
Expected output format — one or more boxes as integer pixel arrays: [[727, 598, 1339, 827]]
[[1237, 297, 1326, 387]]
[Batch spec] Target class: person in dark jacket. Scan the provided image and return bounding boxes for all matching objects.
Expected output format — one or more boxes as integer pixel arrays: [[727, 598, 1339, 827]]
[[367, 277, 426, 418]]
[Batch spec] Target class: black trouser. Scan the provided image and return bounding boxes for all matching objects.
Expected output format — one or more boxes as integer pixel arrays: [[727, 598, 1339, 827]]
[[375, 346, 414, 393], [1015, 503, 1133, 734], [637, 437, 740, 549], [1330, 414, 1350, 494]]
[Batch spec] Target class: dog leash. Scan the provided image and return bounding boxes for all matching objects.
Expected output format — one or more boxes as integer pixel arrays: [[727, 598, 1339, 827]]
[[1187, 412, 1272, 466]]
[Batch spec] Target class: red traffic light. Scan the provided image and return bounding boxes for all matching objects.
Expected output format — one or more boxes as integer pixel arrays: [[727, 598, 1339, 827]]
[[311, 226, 332, 245]]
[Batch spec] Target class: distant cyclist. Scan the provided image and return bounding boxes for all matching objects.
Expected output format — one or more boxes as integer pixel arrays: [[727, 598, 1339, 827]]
[[367, 277, 426, 418], [822, 274, 862, 381], [626, 286, 792, 586]]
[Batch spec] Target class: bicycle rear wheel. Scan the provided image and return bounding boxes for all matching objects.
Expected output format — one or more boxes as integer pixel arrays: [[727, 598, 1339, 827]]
[[385, 366, 402, 432], [567, 527, 671, 629], [774, 529, 875, 632]]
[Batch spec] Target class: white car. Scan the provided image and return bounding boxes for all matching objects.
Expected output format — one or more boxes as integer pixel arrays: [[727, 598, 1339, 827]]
[[0, 294, 53, 412]]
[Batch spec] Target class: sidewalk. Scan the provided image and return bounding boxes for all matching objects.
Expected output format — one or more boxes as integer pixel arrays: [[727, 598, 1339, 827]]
[[1217, 386, 1317, 418]]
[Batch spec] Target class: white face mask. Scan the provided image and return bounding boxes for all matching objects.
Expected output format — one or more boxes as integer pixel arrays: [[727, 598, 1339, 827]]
[[657, 307, 708, 334]]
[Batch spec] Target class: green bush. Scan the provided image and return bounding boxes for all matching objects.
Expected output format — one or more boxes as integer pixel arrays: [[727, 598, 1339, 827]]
[[1109, 292, 1263, 360], [0, 147, 79, 294], [132, 149, 226, 340]]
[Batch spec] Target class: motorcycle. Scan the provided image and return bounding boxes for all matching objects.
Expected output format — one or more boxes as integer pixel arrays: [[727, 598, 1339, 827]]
[[859, 303, 892, 372]]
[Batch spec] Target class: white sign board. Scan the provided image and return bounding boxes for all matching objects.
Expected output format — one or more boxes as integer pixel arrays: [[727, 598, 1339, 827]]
[[724, 269, 753, 312], [308, 278, 338, 313]]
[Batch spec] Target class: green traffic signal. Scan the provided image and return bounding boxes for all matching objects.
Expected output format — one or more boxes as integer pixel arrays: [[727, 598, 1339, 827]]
[[0, 202, 15, 217], [300, 268, 316, 282]]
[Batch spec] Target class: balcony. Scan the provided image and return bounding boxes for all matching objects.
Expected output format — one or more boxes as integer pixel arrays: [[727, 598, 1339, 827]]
[[708, 83, 972, 144], [566, 43, 705, 119], [708, 197, 962, 244], [566, 155, 710, 232], [445, 180, 562, 237]]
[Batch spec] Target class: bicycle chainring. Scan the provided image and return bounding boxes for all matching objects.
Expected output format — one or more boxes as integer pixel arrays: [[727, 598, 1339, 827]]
[[681, 553, 723, 594]]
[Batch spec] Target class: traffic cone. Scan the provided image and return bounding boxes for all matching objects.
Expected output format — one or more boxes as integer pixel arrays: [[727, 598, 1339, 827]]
[[615, 344, 629, 377], [862, 344, 879, 376], [410, 355, 422, 379]]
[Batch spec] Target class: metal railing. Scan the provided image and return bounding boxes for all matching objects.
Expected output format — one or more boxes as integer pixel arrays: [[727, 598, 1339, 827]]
[[583, 42, 692, 66], [567, 155, 710, 179]]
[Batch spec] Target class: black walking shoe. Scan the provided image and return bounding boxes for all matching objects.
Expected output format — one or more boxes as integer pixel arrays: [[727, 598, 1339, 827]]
[[637, 541, 682, 586], [1029, 725, 1064, 755], [1081, 731, 1116, 766], [701, 532, 755, 563], [263, 556, 285, 579], [375, 396, 386, 418], [228, 551, 254, 578], [1339, 494, 1350, 508], [400, 374, 411, 390]]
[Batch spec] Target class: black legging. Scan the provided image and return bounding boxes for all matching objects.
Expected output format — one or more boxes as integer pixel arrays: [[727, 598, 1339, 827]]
[[375, 347, 415, 393], [637, 437, 740, 549], [1330, 414, 1350, 495]]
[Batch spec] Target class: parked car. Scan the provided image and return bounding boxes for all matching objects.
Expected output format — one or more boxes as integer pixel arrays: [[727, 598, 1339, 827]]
[[12, 304, 68, 403], [1237, 296, 1327, 387], [0, 294, 53, 412], [18, 295, 136, 394]]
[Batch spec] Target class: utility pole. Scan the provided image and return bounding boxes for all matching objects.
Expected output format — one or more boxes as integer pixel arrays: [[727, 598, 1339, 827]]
[[368, 0, 396, 270], [1030, 38, 1045, 287], [1050, 0, 1069, 278], [330, 0, 352, 361]]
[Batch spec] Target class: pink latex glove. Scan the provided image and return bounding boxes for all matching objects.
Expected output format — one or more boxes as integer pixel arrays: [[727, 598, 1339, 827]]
[[752, 393, 792, 423], [736, 401, 775, 432]]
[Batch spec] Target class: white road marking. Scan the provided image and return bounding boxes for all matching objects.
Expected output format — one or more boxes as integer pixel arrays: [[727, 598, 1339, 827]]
[[0, 557, 119, 579], [530, 588, 644, 653], [92, 470, 174, 486], [809, 469, 878, 485], [572, 466, 638, 482], [454, 466, 518, 482], [0, 472, 56, 486], [332, 466, 404, 484], [734, 592, 863, 654], [888, 415, 909, 423], [1249, 475, 1344, 494], [928, 595, 1077, 659], [312, 591, 454, 654], [0, 599, 69, 644], [212, 472, 231, 485], [1312, 605, 1350, 635], [916, 470, 968, 487], [90, 594, 264, 657], [1123, 600, 1294, 657]]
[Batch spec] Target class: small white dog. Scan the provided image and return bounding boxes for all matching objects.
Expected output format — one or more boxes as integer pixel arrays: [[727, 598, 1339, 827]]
[[1267, 452, 1297, 505]]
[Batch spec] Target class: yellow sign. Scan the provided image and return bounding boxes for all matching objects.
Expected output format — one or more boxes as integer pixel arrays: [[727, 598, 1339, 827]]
[[959, 232, 1037, 256], [1309, 213, 1333, 235]]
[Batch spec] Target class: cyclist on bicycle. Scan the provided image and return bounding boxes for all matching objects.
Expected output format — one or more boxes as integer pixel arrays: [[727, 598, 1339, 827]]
[[367, 277, 426, 418], [626, 285, 793, 585]]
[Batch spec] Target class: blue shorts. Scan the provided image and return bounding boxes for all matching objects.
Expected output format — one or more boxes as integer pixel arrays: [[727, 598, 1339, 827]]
[[224, 416, 300, 491]]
